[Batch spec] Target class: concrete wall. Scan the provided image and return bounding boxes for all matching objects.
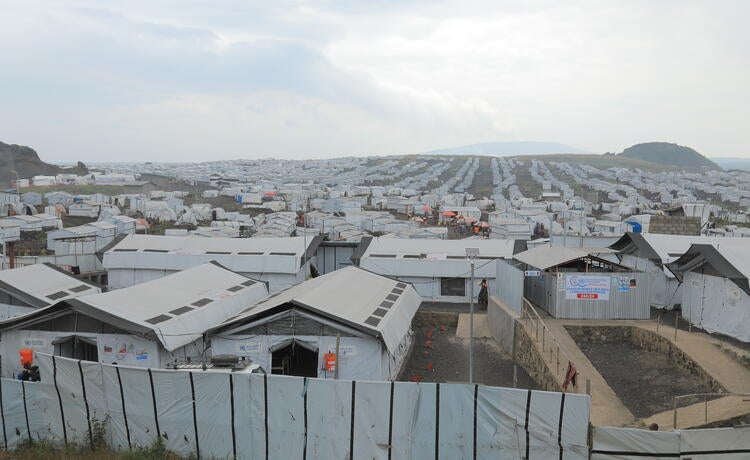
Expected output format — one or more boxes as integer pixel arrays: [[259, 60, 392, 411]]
[[487, 296, 518, 356], [649, 215, 701, 236]]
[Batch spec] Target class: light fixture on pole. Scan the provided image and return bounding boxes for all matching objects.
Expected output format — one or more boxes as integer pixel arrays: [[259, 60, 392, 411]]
[[465, 247, 479, 384]]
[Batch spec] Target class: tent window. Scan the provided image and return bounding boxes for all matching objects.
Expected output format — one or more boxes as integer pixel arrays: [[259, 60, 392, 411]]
[[441, 278, 465, 296], [241, 280, 256, 286], [113, 248, 137, 252], [206, 251, 231, 255], [169, 306, 193, 316], [46, 291, 68, 301], [370, 254, 396, 258], [144, 249, 169, 253], [227, 285, 244, 292], [270, 252, 296, 256], [146, 314, 171, 325], [192, 298, 213, 307], [403, 255, 420, 259], [238, 252, 264, 256], [69, 284, 92, 293]]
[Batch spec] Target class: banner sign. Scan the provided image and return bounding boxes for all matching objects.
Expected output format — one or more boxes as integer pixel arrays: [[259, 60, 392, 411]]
[[565, 274, 610, 300]]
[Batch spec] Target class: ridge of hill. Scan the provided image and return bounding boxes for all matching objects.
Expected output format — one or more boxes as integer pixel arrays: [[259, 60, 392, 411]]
[[0, 141, 88, 187], [617, 142, 719, 169]]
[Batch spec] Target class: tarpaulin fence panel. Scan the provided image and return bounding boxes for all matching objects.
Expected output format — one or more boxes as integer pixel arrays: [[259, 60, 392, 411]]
[[2, 353, 593, 459], [592, 425, 750, 459]]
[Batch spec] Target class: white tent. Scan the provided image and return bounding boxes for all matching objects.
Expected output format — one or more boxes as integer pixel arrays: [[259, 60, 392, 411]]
[[0, 262, 269, 377], [356, 237, 525, 303], [210, 266, 422, 381], [670, 243, 750, 342], [0, 263, 101, 320], [102, 234, 322, 292]]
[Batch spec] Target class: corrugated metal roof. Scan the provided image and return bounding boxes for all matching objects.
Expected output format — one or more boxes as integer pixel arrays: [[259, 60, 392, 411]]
[[0, 263, 101, 308], [361, 237, 518, 259], [514, 246, 619, 270]]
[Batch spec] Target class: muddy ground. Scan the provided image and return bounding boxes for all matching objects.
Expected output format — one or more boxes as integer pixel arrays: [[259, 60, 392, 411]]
[[575, 340, 718, 418], [398, 312, 538, 389]]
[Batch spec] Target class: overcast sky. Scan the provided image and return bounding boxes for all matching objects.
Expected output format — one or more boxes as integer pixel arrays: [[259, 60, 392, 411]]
[[0, 1, 748, 162]]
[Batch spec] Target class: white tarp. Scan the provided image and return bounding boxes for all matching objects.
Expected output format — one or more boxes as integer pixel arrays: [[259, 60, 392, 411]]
[[0, 353, 592, 459], [592, 425, 750, 459]]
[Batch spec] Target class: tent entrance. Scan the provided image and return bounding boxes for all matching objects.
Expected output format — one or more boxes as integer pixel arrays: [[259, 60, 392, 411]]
[[53, 335, 98, 362], [270, 340, 318, 377]]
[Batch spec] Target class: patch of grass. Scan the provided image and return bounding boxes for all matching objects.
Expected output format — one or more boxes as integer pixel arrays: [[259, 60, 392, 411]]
[[0, 439, 187, 460]]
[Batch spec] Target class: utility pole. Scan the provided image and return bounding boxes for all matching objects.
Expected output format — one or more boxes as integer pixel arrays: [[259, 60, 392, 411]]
[[466, 247, 479, 384]]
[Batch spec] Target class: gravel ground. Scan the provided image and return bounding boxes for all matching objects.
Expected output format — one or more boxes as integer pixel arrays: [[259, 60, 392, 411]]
[[575, 340, 719, 418], [398, 313, 538, 389]]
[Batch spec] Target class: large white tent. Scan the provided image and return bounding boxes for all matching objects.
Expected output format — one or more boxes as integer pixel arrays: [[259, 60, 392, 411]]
[[209, 266, 422, 381], [0, 262, 269, 377], [0, 263, 101, 320], [355, 237, 525, 303], [669, 243, 750, 342], [610, 233, 747, 309], [102, 234, 322, 292]]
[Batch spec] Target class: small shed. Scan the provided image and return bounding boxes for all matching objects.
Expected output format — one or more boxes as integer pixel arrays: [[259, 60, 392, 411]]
[[209, 267, 422, 381], [515, 246, 650, 319]]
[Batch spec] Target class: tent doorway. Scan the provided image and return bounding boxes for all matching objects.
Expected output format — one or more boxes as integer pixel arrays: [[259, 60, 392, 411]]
[[53, 335, 98, 362], [270, 340, 318, 377]]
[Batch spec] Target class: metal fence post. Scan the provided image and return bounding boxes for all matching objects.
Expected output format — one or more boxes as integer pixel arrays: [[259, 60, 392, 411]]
[[674, 313, 678, 342], [673, 398, 678, 429]]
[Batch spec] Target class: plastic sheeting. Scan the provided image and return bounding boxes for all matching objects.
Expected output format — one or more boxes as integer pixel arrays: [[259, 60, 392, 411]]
[[592, 425, 750, 459], [4, 353, 591, 459]]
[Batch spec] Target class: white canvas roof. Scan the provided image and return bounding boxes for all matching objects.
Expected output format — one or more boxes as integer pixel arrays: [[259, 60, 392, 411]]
[[212, 266, 421, 353], [103, 234, 321, 275], [611, 233, 747, 265], [0, 263, 101, 308], [1, 262, 269, 351], [360, 237, 520, 259]]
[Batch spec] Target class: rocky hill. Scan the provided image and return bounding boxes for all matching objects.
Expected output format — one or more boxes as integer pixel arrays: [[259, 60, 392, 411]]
[[0, 141, 87, 187], [617, 142, 719, 169]]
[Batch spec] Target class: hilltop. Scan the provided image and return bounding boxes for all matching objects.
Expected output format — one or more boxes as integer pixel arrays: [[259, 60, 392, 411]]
[[616, 142, 719, 169], [0, 141, 88, 187], [419, 141, 589, 156]]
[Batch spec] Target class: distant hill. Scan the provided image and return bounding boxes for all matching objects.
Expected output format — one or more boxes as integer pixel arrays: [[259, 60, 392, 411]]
[[0, 141, 87, 187], [617, 142, 719, 169], [712, 157, 750, 171], [419, 141, 589, 156]]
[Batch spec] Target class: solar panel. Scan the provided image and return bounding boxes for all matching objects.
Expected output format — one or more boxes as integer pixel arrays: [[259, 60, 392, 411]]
[[379, 300, 394, 309], [46, 291, 68, 300], [169, 306, 194, 316], [396, 282, 407, 289], [191, 298, 213, 307], [391, 288, 404, 295], [145, 314, 171, 325], [364, 316, 381, 327]]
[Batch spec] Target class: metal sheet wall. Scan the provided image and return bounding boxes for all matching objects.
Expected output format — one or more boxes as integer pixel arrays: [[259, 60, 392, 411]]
[[526, 271, 651, 319], [494, 260, 524, 312]]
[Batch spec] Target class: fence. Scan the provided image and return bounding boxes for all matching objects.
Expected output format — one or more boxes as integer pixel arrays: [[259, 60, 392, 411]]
[[592, 425, 750, 459], [673, 392, 750, 430], [0, 353, 592, 459], [520, 298, 589, 394]]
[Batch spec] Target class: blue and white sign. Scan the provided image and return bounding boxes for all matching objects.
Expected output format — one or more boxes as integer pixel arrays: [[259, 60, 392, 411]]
[[524, 270, 541, 277], [565, 274, 610, 300]]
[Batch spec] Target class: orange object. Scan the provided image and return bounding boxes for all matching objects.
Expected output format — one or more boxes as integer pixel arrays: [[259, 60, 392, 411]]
[[19, 349, 33, 366], [324, 352, 337, 371]]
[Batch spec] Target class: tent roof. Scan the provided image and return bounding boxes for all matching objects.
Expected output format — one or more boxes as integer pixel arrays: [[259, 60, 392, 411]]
[[609, 232, 745, 265], [0, 263, 101, 308], [0, 262, 269, 351], [668, 243, 750, 295], [211, 266, 421, 353], [358, 237, 522, 260], [514, 246, 621, 271]]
